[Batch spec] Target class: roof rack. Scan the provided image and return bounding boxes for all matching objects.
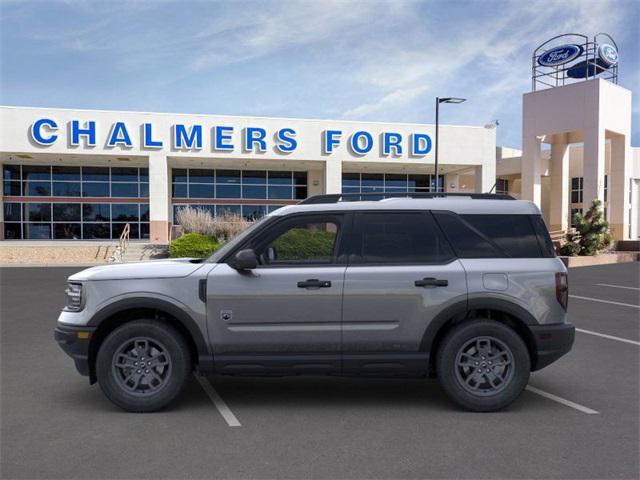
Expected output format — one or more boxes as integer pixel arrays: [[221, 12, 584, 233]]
[[299, 192, 515, 205]]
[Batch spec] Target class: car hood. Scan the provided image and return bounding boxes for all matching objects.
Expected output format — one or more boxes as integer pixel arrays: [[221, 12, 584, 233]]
[[68, 258, 206, 281]]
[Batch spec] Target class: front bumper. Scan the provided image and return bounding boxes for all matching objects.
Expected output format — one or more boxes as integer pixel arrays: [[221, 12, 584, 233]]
[[54, 324, 95, 377], [530, 322, 575, 371]]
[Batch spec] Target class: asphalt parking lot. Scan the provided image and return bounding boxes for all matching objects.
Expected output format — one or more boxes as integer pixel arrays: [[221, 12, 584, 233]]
[[1, 263, 638, 479]]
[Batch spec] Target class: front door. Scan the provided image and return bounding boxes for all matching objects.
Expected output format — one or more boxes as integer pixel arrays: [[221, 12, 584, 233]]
[[207, 213, 348, 374], [341, 211, 467, 375]]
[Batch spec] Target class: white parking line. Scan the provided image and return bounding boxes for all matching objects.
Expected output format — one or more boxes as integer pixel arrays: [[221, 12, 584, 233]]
[[596, 283, 640, 291], [576, 328, 640, 346], [525, 385, 599, 415], [194, 373, 242, 427], [569, 294, 640, 309]]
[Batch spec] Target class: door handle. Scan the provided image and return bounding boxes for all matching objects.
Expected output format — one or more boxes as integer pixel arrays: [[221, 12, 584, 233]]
[[297, 279, 332, 289], [414, 277, 448, 288]]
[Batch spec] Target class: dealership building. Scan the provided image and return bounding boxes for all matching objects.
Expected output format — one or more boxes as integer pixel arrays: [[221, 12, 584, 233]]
[[0, 34, 638, 245], [0, 107, 496, 243]]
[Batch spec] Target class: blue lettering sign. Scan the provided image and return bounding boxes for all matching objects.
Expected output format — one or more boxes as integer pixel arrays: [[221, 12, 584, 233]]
[[173, 124, 202, 150], [350, 131, 373, 155], [143, 123, 163, 148], [323, 130, 342, 154], [107, 122, 132, 148], [214, 126, 234, 151], [244, 127, 267, 152], [275, 128, 297, 153], [383, 132, 403, 156], [30, 118, 58, 145], [411, 133, 432, 156], [71, 120, 96, 147]]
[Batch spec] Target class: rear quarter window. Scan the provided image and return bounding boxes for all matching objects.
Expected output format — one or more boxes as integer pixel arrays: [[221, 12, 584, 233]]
[[434, 212, 553, 258]]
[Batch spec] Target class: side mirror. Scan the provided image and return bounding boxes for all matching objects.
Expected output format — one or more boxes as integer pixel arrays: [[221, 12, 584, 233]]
[[231, 249, 258, 270]]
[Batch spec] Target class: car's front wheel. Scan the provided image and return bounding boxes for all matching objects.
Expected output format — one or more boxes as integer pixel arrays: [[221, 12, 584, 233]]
[[436, 320, 530, 412], [96, 320, 191, 412]]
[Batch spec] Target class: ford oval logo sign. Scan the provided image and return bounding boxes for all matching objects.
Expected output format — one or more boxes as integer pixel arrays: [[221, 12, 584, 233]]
[[598, 44, 618, 66], [538, 44, 583, 67]]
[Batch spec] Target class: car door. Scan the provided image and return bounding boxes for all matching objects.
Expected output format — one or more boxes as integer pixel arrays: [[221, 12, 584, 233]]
[[341, 210, 467, 375], [206, 213, 348, 374]]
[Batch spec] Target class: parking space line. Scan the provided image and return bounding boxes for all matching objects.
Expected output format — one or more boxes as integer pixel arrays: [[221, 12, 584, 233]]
[[525, 385, 599, 415], [569, 294, 640, 309], [194, 373, 242, 427], [595, 283, 640, 291], [576, 327, 640, 346]]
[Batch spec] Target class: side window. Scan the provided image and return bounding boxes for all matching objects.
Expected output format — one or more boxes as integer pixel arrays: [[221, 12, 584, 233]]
[[461, 215, 543, 258], [355, 212, 454, 264], [433, 212, 501, 258], [257, 216, 340, 265]]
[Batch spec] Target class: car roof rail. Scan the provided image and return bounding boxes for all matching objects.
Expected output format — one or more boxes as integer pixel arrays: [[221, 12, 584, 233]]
[[298, 192, 516, 204]]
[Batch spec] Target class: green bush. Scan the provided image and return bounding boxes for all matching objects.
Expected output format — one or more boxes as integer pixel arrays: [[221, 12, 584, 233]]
[[272, 228, 336, 261], [169, 233, 221, 259], [559, 199, 613, 256]]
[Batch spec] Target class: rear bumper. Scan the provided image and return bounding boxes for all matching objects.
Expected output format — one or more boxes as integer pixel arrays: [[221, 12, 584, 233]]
[[530, 322, 575, 371], [54, 324, 95, 377]]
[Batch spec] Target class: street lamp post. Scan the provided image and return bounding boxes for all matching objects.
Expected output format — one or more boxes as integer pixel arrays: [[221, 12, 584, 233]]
[[435, 97, 466, 192]]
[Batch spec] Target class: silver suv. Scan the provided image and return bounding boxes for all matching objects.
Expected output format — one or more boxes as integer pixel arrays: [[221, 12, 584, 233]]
[[55, 193, 574, 412]]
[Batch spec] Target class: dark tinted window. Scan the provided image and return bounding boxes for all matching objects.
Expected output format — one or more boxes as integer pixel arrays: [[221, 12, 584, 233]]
[[435, 212, 548, 258], [433, 213, 501, 258], [461, 215, 543, 258], [356, 212, 454, 264], [531, 215, 555, 257]]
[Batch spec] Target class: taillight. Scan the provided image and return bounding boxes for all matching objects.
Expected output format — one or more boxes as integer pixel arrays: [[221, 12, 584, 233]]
[[555, 272, 568, 311]]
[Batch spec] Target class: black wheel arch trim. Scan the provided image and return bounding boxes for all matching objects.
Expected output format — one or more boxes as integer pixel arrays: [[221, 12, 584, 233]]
[[87, 297, 212, 371], [420, 297, 539, 353]]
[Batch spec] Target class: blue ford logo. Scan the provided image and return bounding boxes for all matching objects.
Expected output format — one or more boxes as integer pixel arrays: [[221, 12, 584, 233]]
[[538, 44, 583, 67], [598, 44, 618, 66]]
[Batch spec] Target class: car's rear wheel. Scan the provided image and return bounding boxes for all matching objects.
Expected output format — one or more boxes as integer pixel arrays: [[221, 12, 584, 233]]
[[96, 320, 191, 412], [436, 320, 530, 412]]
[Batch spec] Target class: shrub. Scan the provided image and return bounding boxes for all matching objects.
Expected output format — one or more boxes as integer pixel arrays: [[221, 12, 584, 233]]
[[209, 211, 253, 243], [175, 207, 252, 243], [272, 228, 336, 261], [169, 233, 220, 259], [559, 199, 613, 256]]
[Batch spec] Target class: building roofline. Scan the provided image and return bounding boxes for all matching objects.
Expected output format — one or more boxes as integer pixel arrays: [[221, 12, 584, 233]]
[[0, 104, 489, 130]]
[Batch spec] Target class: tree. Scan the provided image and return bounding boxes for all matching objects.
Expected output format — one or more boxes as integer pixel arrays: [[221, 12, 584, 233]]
[[559, 199, 613, 256]]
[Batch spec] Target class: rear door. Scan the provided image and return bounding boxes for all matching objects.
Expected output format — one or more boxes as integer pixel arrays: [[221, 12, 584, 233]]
[[341, 211, 467, 375]]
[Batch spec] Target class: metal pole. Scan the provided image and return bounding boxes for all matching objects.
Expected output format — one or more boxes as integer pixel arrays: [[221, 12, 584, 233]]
[[435, 97, 439, 192]]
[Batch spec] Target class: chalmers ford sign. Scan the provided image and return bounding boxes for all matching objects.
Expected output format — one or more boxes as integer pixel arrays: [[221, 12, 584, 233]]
[[29, 118, 434, 157]]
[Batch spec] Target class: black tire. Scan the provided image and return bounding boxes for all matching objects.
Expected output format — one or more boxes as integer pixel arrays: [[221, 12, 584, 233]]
[[96, 320, 191, 412], [436, 320, 530, 412]]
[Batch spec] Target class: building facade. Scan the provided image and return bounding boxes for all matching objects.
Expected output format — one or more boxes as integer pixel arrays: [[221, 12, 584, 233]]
[[0, 106, 496, 243]]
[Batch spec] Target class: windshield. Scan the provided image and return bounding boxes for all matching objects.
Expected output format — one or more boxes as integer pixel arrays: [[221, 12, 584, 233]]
[[207, 215, 271, 263]]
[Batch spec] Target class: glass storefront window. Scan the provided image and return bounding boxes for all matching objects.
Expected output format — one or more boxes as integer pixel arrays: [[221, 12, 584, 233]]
[[344, 173, 444, 194], [52, 166, 80, 181], [52, 182, 81, 197]]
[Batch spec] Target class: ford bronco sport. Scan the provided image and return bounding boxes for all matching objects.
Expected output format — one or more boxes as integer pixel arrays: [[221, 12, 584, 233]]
[[55, 192, 574, 412]]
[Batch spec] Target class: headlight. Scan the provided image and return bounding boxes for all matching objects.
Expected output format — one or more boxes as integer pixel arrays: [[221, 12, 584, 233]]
[[64, 283, 83, 311]]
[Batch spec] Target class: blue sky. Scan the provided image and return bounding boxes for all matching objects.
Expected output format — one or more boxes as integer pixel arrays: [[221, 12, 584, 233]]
[[1, 0, 638, 148]]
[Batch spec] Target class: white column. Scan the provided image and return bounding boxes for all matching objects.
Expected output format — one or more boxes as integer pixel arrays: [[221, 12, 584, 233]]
[[324, 159, 342, 194], [549, 135, 570, 232], [307, 169, 324, 197], [609, 134, 631, 240], [148, 153, 170, 244], [521, 135, 542, 206], [582, 126, 606, 211], [474, 163, 495, 193], [445, 173, 459, 192]]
